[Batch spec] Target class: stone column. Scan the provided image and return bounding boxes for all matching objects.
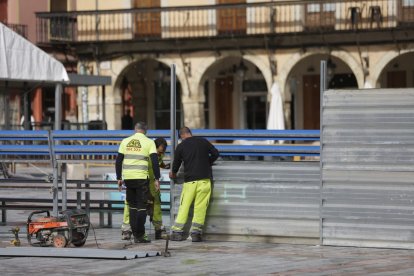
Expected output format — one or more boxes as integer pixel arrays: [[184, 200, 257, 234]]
[[179, 75, 205, 129], [181, 96, 205, 129]]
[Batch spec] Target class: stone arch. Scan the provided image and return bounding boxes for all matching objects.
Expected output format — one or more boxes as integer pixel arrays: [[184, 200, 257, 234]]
[[279, 48, 365, 90], [371, 47, 414, 86], [242, 55, 273, 91], [113, 58, 183, 129], [196, 53, 272, 98], [197, 54, 269, 129]]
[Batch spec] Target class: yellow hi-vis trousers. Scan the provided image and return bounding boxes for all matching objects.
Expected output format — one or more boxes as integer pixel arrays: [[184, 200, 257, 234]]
[[149, 178, 163, 230], [122, 179, 162, 230], [171, 179, 211, 234]]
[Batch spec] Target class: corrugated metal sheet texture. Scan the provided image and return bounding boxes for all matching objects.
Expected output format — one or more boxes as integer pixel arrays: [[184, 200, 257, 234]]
[[172, 160, 320, 244], [321, 89, 414, 249]]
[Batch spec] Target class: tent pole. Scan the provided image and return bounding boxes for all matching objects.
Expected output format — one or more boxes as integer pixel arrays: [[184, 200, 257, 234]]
[[54, 84, 62, 131], [23, 82, 30, 130], [4, 81, 10, 130]]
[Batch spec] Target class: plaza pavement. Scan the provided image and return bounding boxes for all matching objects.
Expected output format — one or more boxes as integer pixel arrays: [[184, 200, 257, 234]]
[[0, 164, 413, 275]]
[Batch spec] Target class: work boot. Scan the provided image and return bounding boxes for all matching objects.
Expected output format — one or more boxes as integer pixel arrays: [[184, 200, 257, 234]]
[[191, 232, 203, 242], [121, 230, 132, 241], [170, 231, 184, 241], [134, 234, 151, 244], [121, 223, 132, 240], [155, 228, 167, 240]]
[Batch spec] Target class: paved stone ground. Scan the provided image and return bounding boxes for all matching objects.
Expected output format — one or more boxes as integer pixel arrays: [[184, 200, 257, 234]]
[[0, 165, 414, 275], [1, 226, 414, 276]]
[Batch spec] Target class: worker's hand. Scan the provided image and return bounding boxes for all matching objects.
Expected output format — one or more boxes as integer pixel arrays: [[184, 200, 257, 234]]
[[118, 180, 123, 192], [169, 171, 176, 179], [154, 179, 160, 192]]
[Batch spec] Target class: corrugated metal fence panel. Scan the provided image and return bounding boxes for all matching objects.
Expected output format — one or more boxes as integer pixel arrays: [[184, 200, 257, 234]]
[[321, 88, 414, 249], [172, 160, 320, 243]]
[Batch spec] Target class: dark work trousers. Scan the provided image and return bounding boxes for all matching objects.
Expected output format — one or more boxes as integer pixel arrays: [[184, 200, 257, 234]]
[[125, 178, 149, 238]]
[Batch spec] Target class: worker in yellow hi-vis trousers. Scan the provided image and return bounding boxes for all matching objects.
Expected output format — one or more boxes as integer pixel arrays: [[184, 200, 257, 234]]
[[121, 137, 169, 240], [115, 122, 160, 243], [169, 127, 219, 242]]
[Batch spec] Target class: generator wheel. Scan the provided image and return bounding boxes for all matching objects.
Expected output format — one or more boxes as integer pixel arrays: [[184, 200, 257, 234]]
[[72, 240, 86, 247], [53, 234, 67, 248], [72, 232, 86, 247]]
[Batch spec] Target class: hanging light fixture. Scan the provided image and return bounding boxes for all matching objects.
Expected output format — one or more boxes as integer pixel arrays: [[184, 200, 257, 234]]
[[327, 58, 336, 82], [154, 62, 165, 81], [237, 60, 248, 78]]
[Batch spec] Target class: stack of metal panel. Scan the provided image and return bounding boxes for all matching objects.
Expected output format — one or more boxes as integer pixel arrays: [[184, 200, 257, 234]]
[[321, 88, 414, 249]]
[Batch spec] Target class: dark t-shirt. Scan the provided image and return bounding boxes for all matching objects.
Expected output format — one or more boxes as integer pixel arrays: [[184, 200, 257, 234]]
[[121, 115, 133, 130], [172, 137, 219, 182]]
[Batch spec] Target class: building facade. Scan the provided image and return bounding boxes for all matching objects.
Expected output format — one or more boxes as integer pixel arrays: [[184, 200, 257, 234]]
[[28, 0, 414, 129]]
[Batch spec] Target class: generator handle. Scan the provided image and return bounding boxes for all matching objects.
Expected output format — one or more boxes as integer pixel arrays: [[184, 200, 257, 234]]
[[27, 210, 50, 223]]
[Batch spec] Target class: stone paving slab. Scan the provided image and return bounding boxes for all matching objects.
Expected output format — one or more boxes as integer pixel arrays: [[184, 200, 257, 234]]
[[0, 247, 160, 259]]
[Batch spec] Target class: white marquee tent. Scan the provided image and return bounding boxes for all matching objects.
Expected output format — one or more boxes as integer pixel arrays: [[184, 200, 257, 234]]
[[0, 22, 111, 130], [0, 22, 69, 130], [0, 22, 69, 83]]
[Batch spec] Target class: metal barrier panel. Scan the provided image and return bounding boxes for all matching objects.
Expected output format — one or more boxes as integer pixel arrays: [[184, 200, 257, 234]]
[[321, 88, 414, 249], [172, 160, 320, 244]]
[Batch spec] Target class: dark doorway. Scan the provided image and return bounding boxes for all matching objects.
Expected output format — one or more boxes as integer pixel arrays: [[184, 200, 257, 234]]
[[387, 71, 407, 88], [303, 74, 320, 130], [244, 95, 266, 129], [215, 76, 233, 129], [154, 81, 182, 129]]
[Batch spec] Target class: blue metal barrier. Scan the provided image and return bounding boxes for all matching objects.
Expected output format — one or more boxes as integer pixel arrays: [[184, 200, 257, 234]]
[[191, 129, 320, 141], [0, 129, 321, 161], [51, 130, 170, 141], [0, 130, 50, 141], [46, 129, 320, 157], [0, 131, 52, 161]]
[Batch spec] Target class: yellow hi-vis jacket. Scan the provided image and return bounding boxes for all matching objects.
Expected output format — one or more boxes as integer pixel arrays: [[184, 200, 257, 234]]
[[118, 133, 157, 180], [149, 153, 164, 180]]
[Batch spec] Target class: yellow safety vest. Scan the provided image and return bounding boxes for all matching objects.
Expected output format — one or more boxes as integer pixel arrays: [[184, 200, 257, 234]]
[[149, 153, 164, 180], [118, 133, 156, 180]]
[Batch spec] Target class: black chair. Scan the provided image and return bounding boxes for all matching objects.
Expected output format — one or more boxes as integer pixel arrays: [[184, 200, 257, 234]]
[[369, 6, 383, 28], [348, 7, 361, 30]]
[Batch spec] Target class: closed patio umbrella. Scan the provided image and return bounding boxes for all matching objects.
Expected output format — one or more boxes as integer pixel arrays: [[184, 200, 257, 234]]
[[266, 82, 285, 144]]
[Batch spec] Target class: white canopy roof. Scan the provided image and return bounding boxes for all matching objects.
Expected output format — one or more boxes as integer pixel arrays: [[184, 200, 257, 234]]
[[0, 22, 69, 83]]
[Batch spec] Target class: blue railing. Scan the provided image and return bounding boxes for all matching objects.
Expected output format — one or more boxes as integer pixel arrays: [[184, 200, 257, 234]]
[[0, 129, 320, 160]]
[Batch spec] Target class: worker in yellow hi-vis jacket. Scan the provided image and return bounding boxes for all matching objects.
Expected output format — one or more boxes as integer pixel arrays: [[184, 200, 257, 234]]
[[121, 137, 169, 240], [169, 127, 219, 242], [115, 122, 160, 243]]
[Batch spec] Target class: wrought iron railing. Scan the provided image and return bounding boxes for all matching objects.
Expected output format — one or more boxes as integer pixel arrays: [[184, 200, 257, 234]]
[[36, 0, 414, 43], [3, 22, 28, 38]]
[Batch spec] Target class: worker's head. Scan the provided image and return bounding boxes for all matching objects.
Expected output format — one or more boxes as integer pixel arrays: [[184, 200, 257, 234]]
[[179, 126, 192, 140], [134, 121, 148, 134], [155, 137, 167, 156]]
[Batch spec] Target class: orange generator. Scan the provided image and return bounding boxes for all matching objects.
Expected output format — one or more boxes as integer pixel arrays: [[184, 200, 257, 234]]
[[27, 209, 90, 248]]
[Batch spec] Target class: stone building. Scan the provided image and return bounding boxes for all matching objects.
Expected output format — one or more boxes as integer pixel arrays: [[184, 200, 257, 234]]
[[5, 0, 414, 130]]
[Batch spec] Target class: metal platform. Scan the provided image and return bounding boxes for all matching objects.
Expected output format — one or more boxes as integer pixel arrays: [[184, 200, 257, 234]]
[[0, 247, 161, 260]]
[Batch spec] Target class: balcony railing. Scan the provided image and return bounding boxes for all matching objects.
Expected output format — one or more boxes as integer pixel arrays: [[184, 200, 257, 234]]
[[2, 22, 28, 38], [36, 0, 414, 44]]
